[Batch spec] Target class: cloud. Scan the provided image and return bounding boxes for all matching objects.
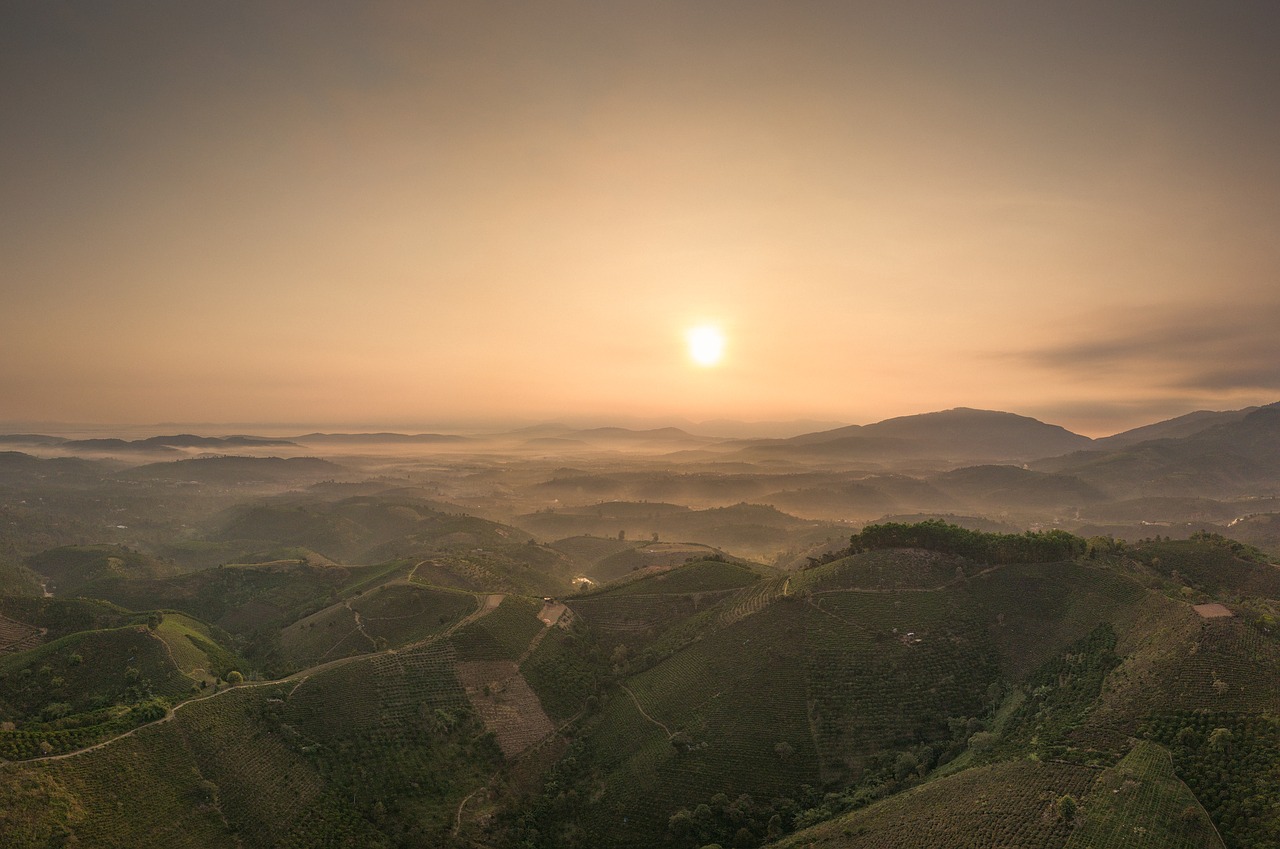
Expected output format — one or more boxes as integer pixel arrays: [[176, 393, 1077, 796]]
[[1020, 300, 1280, 391]]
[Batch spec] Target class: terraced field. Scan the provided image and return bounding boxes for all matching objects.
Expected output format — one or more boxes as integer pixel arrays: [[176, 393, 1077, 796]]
[[719, 574, 789, 625]]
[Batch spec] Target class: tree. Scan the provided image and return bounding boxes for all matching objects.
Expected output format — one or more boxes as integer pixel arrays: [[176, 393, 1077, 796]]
[[1057, 794, 1077, 823], [895, 751, 920, 782], [226, 670, 244, 685], [968, 731, 996, 751], [1208, 727, 1233, 751]]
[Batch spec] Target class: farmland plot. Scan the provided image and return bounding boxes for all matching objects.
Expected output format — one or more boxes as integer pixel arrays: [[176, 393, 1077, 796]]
[[457, 660, 554, 757]]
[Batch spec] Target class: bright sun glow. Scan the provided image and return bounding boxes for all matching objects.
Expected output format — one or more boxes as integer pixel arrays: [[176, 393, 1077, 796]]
[[687, 325, 725, 367]]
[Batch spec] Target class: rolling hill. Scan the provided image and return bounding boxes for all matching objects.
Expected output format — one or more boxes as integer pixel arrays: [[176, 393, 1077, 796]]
[[2, 498, 1279, 849], [738, 408, 1094, 467]]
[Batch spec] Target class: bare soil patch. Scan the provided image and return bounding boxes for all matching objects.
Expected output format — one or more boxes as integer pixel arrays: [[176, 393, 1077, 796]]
[[537, 601, 567, 626], [456, 660, 554, 757], [1193, 602, 1233, 618]]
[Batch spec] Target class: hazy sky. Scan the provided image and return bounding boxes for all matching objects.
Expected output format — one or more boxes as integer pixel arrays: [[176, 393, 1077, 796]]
[[3, 1, 1279, 436]]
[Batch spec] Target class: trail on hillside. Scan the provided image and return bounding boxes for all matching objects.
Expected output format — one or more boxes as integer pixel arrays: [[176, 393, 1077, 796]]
[[620, 682, 672, 738], [5, 588, 507, 767]]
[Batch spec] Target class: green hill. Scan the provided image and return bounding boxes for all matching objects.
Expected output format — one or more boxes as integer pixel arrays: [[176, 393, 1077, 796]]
[[3, 522, 1280, 848], [24, 545, 179, 597]]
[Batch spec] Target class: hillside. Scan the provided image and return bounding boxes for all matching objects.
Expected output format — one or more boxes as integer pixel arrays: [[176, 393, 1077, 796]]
[[1, 522, 1279, 848], [1036, 405, 1280, 499], [24, 545, 180, 598], [515, 500, 838, 562], [1095, 406, 1259, 449]]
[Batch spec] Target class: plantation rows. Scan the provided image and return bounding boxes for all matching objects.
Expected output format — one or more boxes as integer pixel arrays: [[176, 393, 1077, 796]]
[[775, 760, 1097, 849], [625, 598, 807, 732], [719, 576, 789, 626], [0, 597, 124, 641], [351, 583, 477, 648], [1063, 741, 1223, 849], [1133, 535, 1280, 599], [0, 699, 166, 760], [174, 687, 328, 849], [963, 562, 1147, 678], [1155, 619, 1280, 712], [795, 548, 969, 594], [370, 642, 470, 728], [449, 596, 544, 662], [595, 559, 762, 597], [278, 602, 369, 667], [3, 724, 236, 848], [281, 643, 504, 843], [578, 603, 821, 847], [0, 613, 41, 655], [1145, 710, 1280, 849], [803, 598, 1000, 780], [456, 660, 555, 757], [568, 593, 710, 652]]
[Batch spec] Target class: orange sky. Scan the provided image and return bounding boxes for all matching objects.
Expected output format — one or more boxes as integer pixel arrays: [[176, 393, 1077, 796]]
[[2, 2, 1278, 436]]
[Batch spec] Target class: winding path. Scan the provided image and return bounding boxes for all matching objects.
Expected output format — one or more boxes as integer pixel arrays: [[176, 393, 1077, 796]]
[[619, 682, 672, 738], [3, 579, 506, 768]]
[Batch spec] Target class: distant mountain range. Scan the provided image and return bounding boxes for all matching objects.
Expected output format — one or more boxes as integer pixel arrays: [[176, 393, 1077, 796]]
[[1035, 403, 1280, 498], [745, 407, 1092, 464], [0, 434, 297, 453], [2, 404, 1275, 478]]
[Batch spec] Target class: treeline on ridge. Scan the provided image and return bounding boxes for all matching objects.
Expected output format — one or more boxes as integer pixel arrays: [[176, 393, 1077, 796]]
[[815, 519, 1088, 567]]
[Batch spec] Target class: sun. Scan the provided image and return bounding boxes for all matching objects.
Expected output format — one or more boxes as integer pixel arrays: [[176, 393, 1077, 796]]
[[687, 325, 725, 367]]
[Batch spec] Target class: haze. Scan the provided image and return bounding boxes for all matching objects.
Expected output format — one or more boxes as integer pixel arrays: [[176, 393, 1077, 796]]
[[3, 1, 1279, 436]]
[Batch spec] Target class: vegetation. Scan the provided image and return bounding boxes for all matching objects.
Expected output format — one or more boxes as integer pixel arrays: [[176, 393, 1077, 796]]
[[843, 520, 1088, 566], [1064, 740, 1224, 849], [1145, 712, 1280, 848], [3, 420, 1280, 849]]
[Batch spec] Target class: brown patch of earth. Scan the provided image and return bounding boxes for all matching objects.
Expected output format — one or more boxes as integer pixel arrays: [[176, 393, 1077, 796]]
[[1192, 603, 1233, 618], [456, 660, 554, 757]]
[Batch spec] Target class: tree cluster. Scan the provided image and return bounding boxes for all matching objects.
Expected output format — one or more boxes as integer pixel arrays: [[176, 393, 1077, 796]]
[[844, 520, 1086, 565]]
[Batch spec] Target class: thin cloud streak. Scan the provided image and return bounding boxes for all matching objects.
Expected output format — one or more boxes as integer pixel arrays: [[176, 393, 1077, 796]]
[[1019, 301, 1280, 391]]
